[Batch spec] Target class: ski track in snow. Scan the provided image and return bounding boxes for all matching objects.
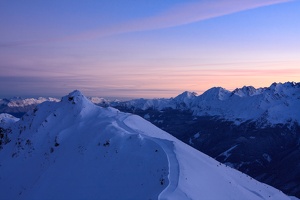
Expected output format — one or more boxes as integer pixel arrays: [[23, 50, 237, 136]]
[[115, 113, 186, 199]]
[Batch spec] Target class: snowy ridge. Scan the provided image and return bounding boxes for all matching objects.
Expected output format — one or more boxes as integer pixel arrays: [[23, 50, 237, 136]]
[[173, 91, 197, 107], [232, 86, 264, 97], [1, 82, 299, 126], [118, 91, 197, 111], [87, 96, 118, 107], [0, 90, 292, 199], [192, 82, 300, 125], [117, 82, 300, 126], [118, 98, 175, 110]]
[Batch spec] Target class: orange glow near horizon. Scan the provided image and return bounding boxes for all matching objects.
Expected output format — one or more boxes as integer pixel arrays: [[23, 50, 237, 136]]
[[0, 0, 299, 98]]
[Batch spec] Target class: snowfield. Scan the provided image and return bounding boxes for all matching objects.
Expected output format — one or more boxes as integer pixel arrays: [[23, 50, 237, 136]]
[[0, 90, 295, 200]]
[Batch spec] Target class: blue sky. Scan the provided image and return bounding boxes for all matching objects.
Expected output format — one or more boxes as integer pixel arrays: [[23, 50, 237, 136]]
[[1, 0, 299, 98]]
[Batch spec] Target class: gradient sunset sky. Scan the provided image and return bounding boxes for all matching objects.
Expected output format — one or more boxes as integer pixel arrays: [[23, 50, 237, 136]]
[[1, 0, 300, 98]]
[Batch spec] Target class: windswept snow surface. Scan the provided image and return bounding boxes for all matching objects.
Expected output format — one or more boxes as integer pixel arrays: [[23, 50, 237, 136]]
[[0, 90, 292, 200]]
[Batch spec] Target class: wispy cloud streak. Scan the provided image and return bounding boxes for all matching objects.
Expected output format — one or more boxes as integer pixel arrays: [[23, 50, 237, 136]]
[[0, 0, 293, 47], [55, 0, 294, 41]]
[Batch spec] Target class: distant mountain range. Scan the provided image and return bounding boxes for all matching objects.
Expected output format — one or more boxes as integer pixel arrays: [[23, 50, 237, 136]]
[[0, 97, 60, 118], [113, 82, 300, 127], [2, 82, 299, 127], [1, 90, 293, 200], [1, 81, 300, 198]]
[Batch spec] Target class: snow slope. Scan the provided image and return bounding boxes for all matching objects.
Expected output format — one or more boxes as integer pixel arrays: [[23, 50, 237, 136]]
[[0, 113, 19, 128], [0, 90, 293, 200]]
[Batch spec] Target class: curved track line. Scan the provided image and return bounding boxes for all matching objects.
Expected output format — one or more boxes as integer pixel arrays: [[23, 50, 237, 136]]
[[116, 114, 185, 199]]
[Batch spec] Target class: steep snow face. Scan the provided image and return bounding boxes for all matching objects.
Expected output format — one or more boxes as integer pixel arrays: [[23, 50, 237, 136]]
[[232, 86, 264, 97], [197, 87, 231, 101], [0, 113, 19, 128], [173, 91, 197, 107], [0, 90, 291, 200]]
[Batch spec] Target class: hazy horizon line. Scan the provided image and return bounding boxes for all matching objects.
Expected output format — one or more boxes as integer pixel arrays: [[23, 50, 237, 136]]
[[1, 80, 298, 100]]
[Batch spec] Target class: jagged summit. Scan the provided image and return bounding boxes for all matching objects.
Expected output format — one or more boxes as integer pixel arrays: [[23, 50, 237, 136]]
[[269, 81, 300, 94], [174, 91, 197, 99], [61, 90, 89, 104], [59, 90, 97, 115], [270, 81, 299, 88], [198, 87, 231, 101], [174, 91, 197, 106], [232, 86, 263, 97], [0, 113, 19, 128]]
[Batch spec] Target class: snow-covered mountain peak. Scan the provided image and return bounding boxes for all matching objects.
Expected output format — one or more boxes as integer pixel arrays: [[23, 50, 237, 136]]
[[61, 90, 94, 107], [0, 113, 19, 128], [174, 91, 197, 106], [5, 97, 59, 108], [110, 81, 299, 126], [62, 89, 84, 101], [199, 87, 231, 101], [269, 81, 300, 94], [0, 96, 60, 117], [175, 91, 197, 100], [232, 86, 263, 97]]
